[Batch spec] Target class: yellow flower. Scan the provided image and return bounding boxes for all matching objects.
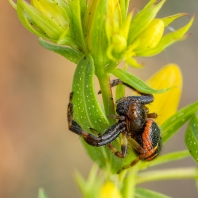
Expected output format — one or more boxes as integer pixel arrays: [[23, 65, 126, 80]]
[[106, 0, 194, 68], [134, 18, 164, 51], [147, 64, 182, 125], [9, 0, 194, 68], [99, 182, 122, 198]]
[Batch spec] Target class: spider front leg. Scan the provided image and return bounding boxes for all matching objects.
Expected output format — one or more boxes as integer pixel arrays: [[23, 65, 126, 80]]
[[67, 92, 101, 146], [67, 92, 84, 135], [98, 79, 123, 94], [67, 92, 126, 146], [119, 79, 154, 104], [99, 79, 154, 104], [107, 131, 128, 158]]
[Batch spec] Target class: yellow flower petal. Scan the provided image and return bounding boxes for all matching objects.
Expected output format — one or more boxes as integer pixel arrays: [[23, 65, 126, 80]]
[[147, 64, 182, 126], [99, 182, 122, 198]]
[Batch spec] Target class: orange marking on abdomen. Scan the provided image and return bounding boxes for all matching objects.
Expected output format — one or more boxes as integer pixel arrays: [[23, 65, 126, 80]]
[[142, 119, 153, 152]]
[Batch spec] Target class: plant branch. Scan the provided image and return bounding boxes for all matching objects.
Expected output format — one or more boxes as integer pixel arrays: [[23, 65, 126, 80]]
[[97, 73, 116, 124], [136, 167, 198, 184]]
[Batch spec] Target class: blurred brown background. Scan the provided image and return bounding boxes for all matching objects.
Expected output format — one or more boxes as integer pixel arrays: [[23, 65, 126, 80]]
[[1, 0, 198, 197]]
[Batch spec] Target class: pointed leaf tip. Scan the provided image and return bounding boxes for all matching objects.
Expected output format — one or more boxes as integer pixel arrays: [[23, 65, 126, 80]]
[[38, 188, 48, 198], [112, 68, 171, 95], [185, 114, 198, 164]]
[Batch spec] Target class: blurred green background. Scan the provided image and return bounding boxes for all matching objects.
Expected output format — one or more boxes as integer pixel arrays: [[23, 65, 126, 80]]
[[1, 0, 198, 197]]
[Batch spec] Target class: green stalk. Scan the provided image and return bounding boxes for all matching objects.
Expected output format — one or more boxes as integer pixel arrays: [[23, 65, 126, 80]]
[[136, 167, 198, 184], [121, 165, 139, 198], [97, 73, 115, 125]]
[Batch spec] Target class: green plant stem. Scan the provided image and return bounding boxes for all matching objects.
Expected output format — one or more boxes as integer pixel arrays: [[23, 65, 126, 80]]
[[136, 167, 198, 184], [97, 73, 115, 124], [121, 165, 139, 198]]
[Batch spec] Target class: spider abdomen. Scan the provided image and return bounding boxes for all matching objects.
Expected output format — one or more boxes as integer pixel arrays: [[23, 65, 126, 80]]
[[133, 119, 162, 161]]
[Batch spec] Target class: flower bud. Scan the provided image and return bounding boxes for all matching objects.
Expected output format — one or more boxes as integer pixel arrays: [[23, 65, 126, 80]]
[[16, 0, 71, 43], [134, 19, 164, 51], [99, 182, 122, 198], [112, 35, 127, 54], [83, 0, 128, 67]]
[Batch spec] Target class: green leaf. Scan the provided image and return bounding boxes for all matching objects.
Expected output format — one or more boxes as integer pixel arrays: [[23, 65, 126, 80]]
[[185, 114, 198, 164], [162, 13, 189, 27], [84, 0, 111, 67], [112, 68, 171, 94], [68, 0, 87, 52], [128, 0, 165, 44], [80, 0, 87, 20], [39, 38, 82, 64], [139, 150, 190, 170], [119, 0, 130, 20], [161, 101, 198, 143], [135, 188, 171, 198], [75, 165, 102, 198], [72, 54, 122, 173], [8, 0, 17, 9], [72, 55, 109, 131], [38, 188, 48, 198]]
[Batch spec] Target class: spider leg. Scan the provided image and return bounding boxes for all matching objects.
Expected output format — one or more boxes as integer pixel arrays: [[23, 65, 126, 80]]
[[129, 138, 145, 153], [116, 94, 154, 105], [98, 79, 154, 105], [107, 131, 128, 158], [117, 140, 159, 173], [117, 138, 145, 174], [96, 122, 126, 146], [67, 92, 83, 135], [139, 144, 158, 160], [130, 138, 158, 161], [117, 157, 140, 174], [147, 113, 158, 118], [107, 115, 125, 121], [99, 79, 151, 95], [69, 121, 126, 147], [67, 92, 126, 146], [114, 80, 151, 98], [67, 92, 100, 145], [98, 79, 122, 94], [111, 79, 155, 104]]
